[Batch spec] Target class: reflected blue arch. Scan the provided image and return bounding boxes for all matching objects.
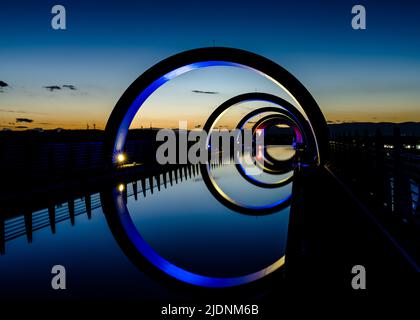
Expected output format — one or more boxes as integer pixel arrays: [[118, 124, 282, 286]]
[[111, 187, 286, 288]]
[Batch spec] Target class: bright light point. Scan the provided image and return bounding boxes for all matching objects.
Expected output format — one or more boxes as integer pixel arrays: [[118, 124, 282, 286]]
[[257, 146, 263, 160], [256, 129, 263, 136], [117, 153, 125, 163], [118, 184, 125, 192]]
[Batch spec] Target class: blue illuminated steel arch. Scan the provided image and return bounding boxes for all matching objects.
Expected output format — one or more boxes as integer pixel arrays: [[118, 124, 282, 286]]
[[200, 93, 315, 200], [104, 47, 329, 166], [250, 114, 299, 172], [103, 47, 329, 288], [201, 94, 303, 205]]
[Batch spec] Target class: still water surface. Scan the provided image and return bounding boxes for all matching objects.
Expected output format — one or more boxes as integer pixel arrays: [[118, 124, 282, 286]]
[[0, 155, 292, 298]]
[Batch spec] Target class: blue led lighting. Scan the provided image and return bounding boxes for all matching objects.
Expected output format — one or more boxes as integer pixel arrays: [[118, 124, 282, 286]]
[[113, 61, 249, 160], [114, 188, 285, 287]]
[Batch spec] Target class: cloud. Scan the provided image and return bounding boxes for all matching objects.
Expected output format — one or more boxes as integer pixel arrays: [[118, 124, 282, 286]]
[[0, 80, 9, 92], [43, 84, 78, 92], [192, 90, 219, 95], [62, 85, 77, 90], [15, 126, 28, 129], [16, 118, 34, 123], [44, 85, 62, 92]]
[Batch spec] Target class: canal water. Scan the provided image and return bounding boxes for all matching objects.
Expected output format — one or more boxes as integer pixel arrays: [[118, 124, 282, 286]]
[[0, 152, 293, 299]]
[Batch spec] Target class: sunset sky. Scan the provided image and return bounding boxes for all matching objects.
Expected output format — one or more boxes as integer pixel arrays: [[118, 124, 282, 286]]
[[1, 0, 419, 130]]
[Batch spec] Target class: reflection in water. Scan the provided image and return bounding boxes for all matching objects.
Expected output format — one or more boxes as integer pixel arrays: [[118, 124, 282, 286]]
[[201, 152, 293, 214], [0, 138, 293, 296], [235, 149, 294, 190], [102, 156, 292, 287], [0, 194, 101, 254], [266, 145, 296, 161], [1, 152, 294, 290], [0, 166, 190, 255]]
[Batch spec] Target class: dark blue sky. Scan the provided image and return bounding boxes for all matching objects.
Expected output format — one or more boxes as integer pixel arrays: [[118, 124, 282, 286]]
[[3, 0, 419, 55], [1, 0, 419, 129]]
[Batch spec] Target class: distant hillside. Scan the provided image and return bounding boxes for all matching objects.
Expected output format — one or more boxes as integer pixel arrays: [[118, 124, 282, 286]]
[[328, 122, 420, 136]]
